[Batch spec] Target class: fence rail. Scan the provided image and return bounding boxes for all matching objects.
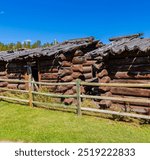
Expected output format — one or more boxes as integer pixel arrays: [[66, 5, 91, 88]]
[[0, 78, 150, 120]]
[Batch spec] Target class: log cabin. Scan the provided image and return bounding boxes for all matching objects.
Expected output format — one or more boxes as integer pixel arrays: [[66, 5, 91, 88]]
[[1, 33, 150, 114], [86, 33, 150, 115], [0, 37, 102, 104]]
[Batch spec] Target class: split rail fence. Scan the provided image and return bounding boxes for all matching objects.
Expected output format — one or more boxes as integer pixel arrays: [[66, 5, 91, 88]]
[[0, 77, 150, 120]]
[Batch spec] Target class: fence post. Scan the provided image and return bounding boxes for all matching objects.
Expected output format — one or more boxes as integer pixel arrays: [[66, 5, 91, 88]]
[[28, 73, 33, 107], [76, 79, 82, 116]]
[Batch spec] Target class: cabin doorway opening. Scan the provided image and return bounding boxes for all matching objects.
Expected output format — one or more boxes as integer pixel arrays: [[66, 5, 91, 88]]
[[31, 65, 39, 82], [27, 61, 39, 82]]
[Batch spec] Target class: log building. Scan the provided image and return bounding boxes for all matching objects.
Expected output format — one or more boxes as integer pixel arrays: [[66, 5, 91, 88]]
[[0, 37, 102, 104], [86, 33, 150, 114], [1, 33, 150, 114]]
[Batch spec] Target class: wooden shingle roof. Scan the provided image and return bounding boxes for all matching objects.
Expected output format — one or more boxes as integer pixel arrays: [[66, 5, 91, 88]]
[[0, 37, 99, 62], [86, 33, 150, 59]]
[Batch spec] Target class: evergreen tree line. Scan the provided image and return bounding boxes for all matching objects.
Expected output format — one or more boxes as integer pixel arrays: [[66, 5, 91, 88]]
[[0, 40, 58, 51]]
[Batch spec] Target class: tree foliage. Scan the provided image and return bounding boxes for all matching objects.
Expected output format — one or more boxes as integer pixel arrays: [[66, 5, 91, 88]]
[[0, 40, 58, 51]]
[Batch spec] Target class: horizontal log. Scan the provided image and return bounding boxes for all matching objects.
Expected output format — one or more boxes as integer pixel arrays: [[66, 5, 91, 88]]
[[56, 85, 74, 93], [41, 73, 58, 80], [72, 72, 82, 79], [64, 89, 75, 95], [112, 95, 150, 107], [112, 103, 150, 114], [83, 66, 92, 73], [81, 107, 150, 120], [72, 65, 83, 72], [61, 61, 72, 67], [74, 50, 84, 57], [59, 69, 72, 77], [0, 96, 29, 103], [32, 91, 76, 98], [7, 73, 25, 79], [0, 76, 7, 80], [110, 51, 150, 59], [7, 84, 26, 90], [111, 79, 150, 84], [83, 60, 96, 66], [40, 85, 57, 91], [110, 71, 150, 79], [109, 56, 150, 66], [99, 76, 111, 83], [81, 94, 150, 106], [83, 73, 93, 79], [81, 81, 150, 88], [98, 69, 108, 78], [72, 57, 86, 64], [111, 87, 150, 98], [0, 71, 7, 76], [109, 64, 150, 72], [40, 80, 58, 83], [61, 75, 73, 82], [0, 82, 8, 87], [99, 87, 111, 92], [101, 91, 112, 96]]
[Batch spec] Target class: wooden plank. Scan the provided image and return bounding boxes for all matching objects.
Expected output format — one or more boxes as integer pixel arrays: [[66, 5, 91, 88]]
[[109, 56, 150, 66], [111, 79, 150, 84], [109, 64, 150, 72], [0, 79, 28, 83], [32, 91, 77, 98], [0, 96, 29, 103], [0, 87, 28, 93], [81, 107, 150, 120], [81, 94, 150, 105], [111, 95, 150, 107], [110, 71, 150, 79], [111, 87, 150, 97], [33, 81, 76, 86], [81, 81, 150, 88]]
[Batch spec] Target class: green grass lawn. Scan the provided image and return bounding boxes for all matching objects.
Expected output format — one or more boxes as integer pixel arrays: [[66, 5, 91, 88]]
[[0, 101, 150, 143]]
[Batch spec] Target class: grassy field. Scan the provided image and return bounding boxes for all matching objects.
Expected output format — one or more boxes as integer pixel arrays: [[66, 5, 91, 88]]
[[0, 101, 150, 143]]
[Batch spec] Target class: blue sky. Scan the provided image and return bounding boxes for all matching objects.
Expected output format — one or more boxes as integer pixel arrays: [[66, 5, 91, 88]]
[[0, 0, 150, 43]]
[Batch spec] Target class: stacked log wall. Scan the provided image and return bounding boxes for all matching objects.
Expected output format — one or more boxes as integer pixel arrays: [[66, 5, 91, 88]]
[[0, 62, 8, 89], [97, 61, 112, 109], [6, 61, 27, 90], [38, 49, 98, 104], [107, 52, 150, 114]]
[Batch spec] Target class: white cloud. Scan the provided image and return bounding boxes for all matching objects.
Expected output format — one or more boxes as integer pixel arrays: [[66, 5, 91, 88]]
[[0, 11, 5, 15], [22, 39, 32, 44], [25, 39, 32, 42]]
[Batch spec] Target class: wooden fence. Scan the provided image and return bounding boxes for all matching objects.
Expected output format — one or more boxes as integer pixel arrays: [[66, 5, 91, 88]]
[[0, 77, 150, 120]]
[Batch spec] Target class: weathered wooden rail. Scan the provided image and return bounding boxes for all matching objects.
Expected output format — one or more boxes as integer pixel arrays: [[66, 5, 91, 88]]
[[0, 78, 150, 120]]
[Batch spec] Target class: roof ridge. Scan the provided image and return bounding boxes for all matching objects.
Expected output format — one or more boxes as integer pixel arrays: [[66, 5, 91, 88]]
[[109, 33, 143, 42]]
